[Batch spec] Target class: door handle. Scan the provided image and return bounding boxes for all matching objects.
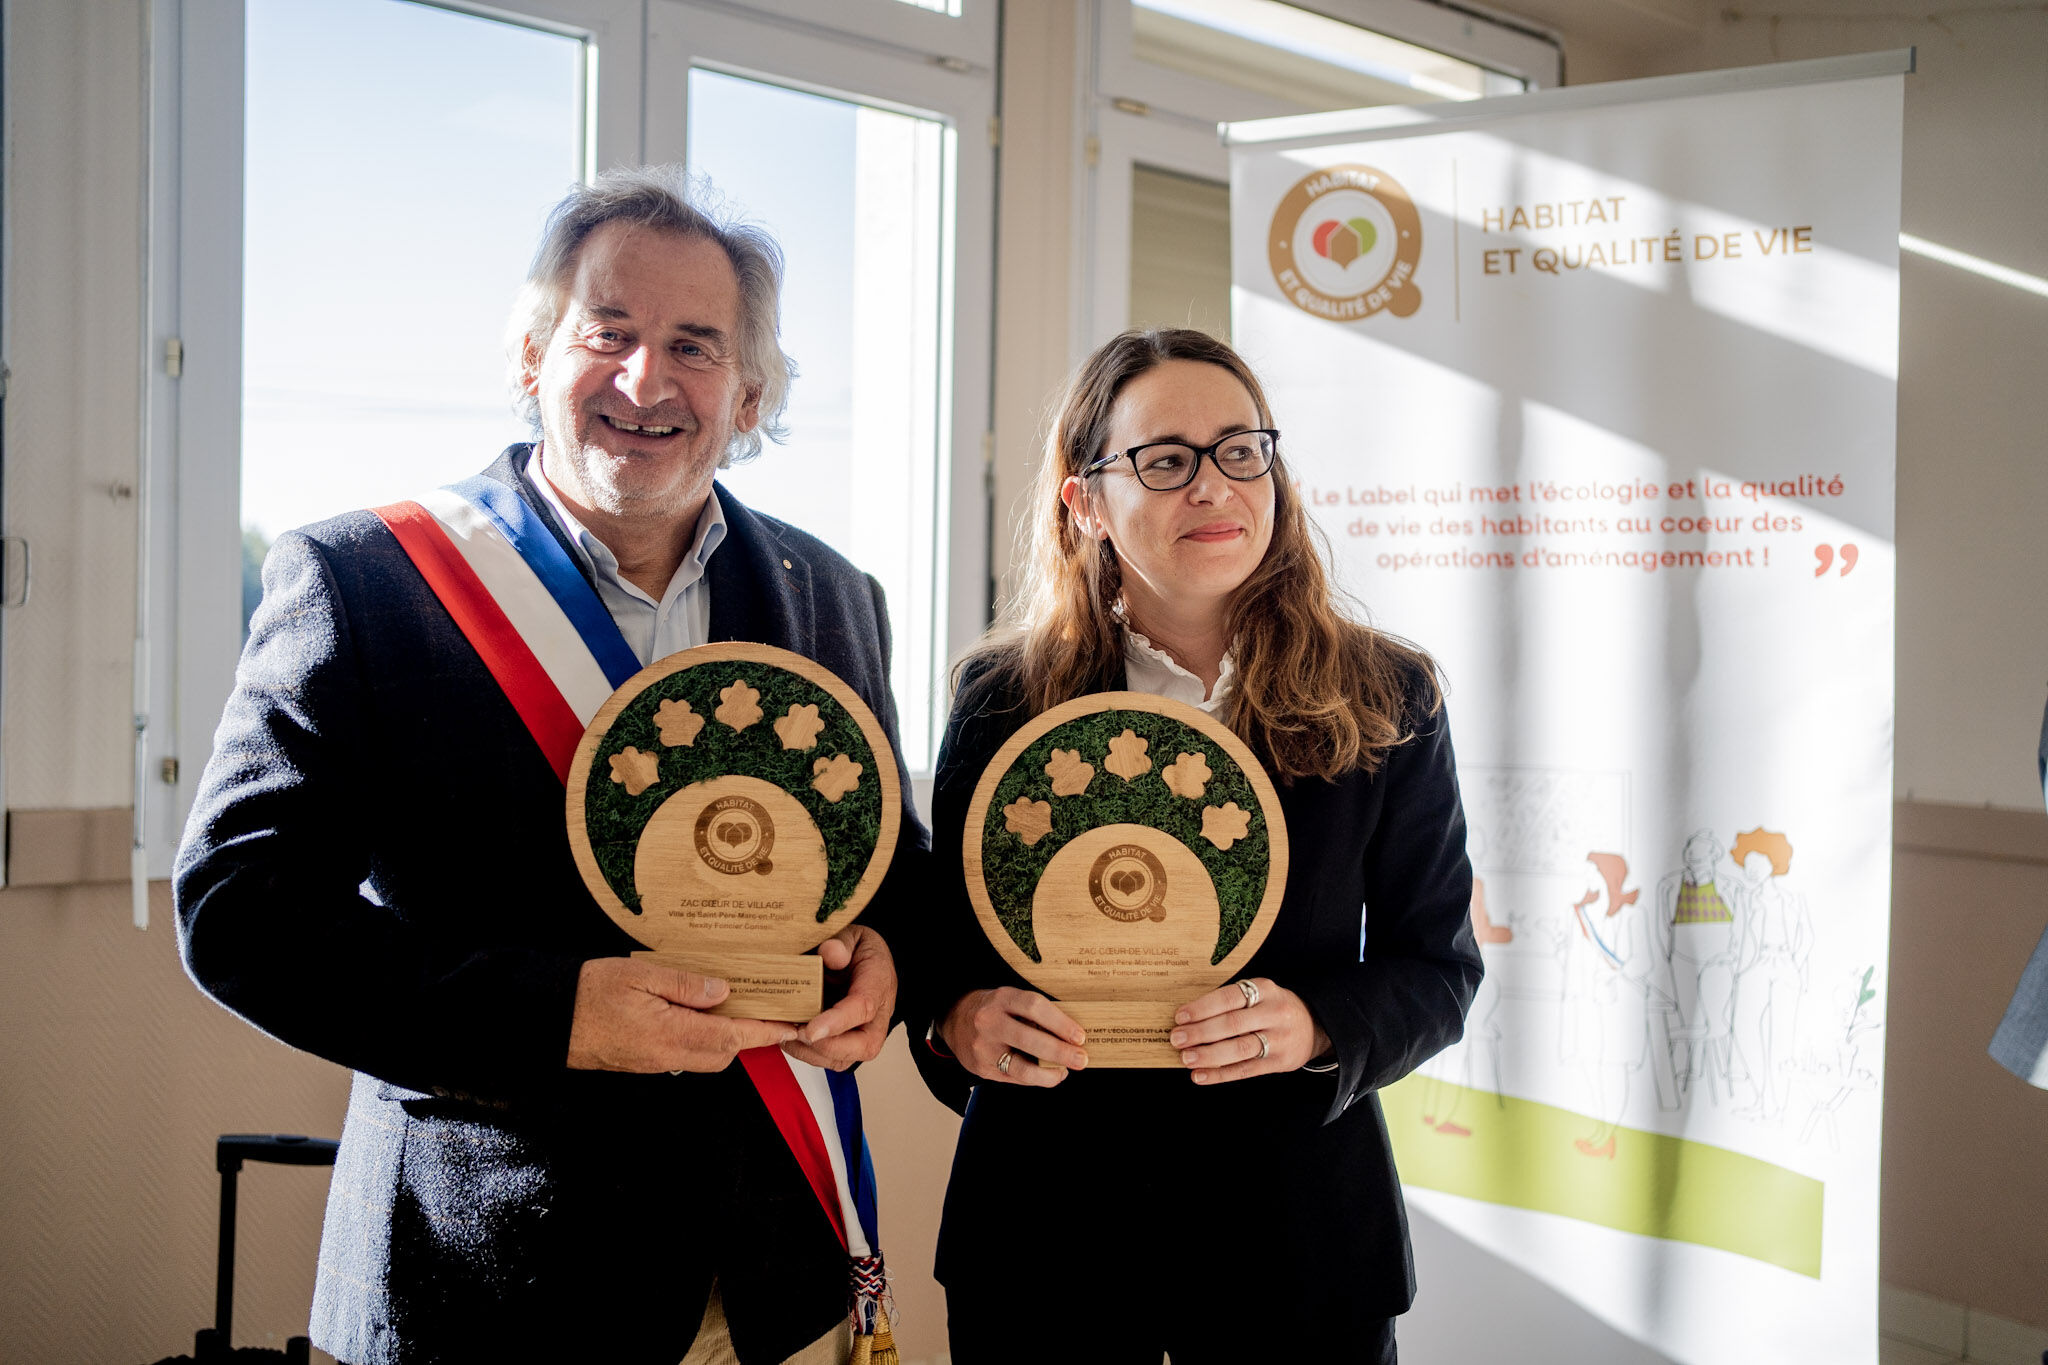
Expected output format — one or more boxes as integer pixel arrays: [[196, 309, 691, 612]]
[[2, 535, 30, 607]]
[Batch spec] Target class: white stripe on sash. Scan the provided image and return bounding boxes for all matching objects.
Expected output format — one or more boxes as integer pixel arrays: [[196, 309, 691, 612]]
[[793, 1063, 872, 1259], [416, 487, 619, 724]]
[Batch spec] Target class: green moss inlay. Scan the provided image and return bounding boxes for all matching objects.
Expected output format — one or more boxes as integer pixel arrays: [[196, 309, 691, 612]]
[[583, 664, 882, 921], [982, 709, 1269, 964]]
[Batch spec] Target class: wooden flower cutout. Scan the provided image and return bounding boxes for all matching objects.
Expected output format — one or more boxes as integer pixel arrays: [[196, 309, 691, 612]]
[[1201, 801, 1251, 851], [1103, 729, 1152, 783], [1004, 796, 1054, 846], [811, 753, 864, 803], [1044, 748, 1094, 797], [774, 703, 826, 751], [716, 679, 763, 732], [654, 697, 704, 747], [608, 746, 660, 797], [1160, 751, 1213, 799]]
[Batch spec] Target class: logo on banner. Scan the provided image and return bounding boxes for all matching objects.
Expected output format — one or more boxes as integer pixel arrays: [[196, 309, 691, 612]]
[[1268, 164, 1423, 321]]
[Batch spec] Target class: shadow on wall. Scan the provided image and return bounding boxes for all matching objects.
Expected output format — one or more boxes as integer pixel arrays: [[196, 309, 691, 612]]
[[1402, 1204, 1672, 1364]]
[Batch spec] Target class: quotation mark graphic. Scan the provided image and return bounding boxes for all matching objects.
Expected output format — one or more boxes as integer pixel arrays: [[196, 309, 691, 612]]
[[1814, 543, 1859, 577]]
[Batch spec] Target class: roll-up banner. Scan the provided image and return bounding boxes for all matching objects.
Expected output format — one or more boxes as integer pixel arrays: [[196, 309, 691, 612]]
[[1228, 52, 1907, 1365]]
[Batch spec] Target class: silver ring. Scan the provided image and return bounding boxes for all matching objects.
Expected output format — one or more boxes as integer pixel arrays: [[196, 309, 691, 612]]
[[997, 1050, 1013, 1076], [1254, 1031, 1271, 1061], [1238, 979, 1261, 1009]]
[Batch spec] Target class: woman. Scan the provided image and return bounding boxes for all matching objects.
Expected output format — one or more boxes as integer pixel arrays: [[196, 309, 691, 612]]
[[908, 329, 1479, 1363]]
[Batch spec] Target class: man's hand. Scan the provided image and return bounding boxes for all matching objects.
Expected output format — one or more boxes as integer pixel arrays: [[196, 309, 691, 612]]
[[783, 925, 896, 1072], [567, 957, 797, 1073]]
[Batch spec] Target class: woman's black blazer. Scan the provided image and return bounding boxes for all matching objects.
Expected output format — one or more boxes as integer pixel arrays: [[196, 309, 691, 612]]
[[906, 657, 1482, 1318]]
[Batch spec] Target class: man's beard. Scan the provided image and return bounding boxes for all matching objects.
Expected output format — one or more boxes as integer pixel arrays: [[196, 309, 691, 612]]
[[550, 410, 722, 519]]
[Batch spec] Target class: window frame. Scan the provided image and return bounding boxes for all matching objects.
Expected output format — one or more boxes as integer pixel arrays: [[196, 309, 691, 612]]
[[146, 0, 993, 870], [710, 0, 995, 69], [1100, 0, 1561, 123], [1072, 0, 1562, 355], [647, 0, 996, 771]]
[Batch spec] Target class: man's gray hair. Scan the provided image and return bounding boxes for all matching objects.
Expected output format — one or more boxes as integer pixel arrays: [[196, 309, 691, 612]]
[[508, 165, 792, 465]]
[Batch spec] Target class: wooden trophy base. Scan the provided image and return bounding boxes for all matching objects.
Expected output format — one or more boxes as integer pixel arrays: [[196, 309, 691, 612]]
[[1060, 999, 1183, 1068], [632, 950, 823, 1022]]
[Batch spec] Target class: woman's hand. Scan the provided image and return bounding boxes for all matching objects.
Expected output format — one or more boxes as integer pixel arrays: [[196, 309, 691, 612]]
[[783, 925, 895, 1072], [1172, 978, 1331, 1084], [939, 987, 1089, 1087]]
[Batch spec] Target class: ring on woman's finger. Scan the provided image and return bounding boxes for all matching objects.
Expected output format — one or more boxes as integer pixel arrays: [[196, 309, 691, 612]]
[[1254, 1031, 1271, 1061], [997, 1050, 1013, 1077], [1237, 979, 1262, 1009]]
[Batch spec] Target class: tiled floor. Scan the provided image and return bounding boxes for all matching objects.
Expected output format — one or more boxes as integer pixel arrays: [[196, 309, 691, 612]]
[[909, 1315, 2045, 1365], [1882, 1284, 2048, 1365], [1884, 1337, 1971, 1365]]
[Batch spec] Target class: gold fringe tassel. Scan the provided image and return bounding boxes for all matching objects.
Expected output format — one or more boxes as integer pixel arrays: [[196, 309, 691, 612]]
[[850, 1303, 898, 1365]]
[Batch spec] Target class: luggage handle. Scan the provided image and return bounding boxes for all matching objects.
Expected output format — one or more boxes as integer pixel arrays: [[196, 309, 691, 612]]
[[211, 1135, 339, 1352]]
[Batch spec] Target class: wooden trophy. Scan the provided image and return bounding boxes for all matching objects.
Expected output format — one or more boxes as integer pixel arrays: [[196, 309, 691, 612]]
[[963, 692, 1289, 1066], [566, 642, 901, 1021]]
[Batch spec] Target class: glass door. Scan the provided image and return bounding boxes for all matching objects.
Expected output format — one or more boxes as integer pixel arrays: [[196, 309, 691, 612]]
[[238, 0, 587, 633], [160, 0, 992, 867], [686, 69, 949, 771], [648, 0, 996, 775]]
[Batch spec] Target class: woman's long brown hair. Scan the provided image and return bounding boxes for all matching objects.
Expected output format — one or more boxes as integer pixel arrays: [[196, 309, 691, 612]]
[[962, 328, 1440, 783]]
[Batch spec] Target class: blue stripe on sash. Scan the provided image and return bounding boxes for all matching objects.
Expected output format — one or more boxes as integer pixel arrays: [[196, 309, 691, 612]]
[[826, 1068, 881, 1251], [449, 474, 642, 689]]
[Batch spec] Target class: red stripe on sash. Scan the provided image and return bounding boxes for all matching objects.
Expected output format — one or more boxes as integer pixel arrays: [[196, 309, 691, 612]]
[[372, 501, 585, 782], [738, 1047, 850, 1251]]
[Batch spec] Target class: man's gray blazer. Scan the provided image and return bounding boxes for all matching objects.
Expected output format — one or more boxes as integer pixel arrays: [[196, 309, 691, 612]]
[[1988, 694, 2048, 1088], [175, 445, 928, 1364]]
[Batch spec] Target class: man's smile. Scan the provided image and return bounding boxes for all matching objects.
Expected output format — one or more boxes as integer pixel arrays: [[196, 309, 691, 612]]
[[602, 415, 678, 435], [594, 411, 692, 440]]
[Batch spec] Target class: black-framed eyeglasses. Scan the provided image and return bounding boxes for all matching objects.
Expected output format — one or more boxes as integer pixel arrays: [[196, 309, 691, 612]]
[[1080, 429, 1281, 491]]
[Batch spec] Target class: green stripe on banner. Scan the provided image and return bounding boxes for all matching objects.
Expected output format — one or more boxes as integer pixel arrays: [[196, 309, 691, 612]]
[[1381, 1076, 1824, 1278]]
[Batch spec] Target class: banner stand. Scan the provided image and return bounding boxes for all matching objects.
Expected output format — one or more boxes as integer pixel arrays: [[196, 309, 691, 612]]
[[1227, 53, 1907, 1365]]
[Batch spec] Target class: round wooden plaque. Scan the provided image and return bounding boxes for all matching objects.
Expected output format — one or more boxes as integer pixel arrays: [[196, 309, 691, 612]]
[[566, 642, 901, 970], [962, 692, 1289, 1024]]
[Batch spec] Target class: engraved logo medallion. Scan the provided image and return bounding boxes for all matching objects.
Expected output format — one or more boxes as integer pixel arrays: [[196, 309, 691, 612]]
[[694, 795, 776, 876], [1088, 844, 1169, 923]]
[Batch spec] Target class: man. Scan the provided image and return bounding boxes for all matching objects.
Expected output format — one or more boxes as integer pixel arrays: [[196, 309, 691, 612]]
[[1989, 694, 2048, 1088], [175, 167, 926, 1364]]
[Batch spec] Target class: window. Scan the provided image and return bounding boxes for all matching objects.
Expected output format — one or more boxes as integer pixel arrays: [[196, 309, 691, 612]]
[[686, 68, 951, 768], [1129, 165, 1232, 339], [1135, 0, 1526, 105], [148, 0, 994, 866], [1080, 0, 1557, 349], [239, 0, 586, 634]]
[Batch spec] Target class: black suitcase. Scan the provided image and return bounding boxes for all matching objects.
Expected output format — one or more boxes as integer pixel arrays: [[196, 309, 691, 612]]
[[148, 1134, 340, 1365]]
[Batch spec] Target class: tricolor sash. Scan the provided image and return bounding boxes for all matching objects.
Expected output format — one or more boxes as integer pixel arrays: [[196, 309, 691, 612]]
[[374, 477, 890, 1335]]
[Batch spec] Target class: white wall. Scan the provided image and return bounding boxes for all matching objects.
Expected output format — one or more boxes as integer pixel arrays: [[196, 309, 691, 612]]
[[1632, 1, 2048, 813]]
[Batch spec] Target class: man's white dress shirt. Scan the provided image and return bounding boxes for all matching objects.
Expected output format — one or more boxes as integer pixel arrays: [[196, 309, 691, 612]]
[[532, 447, 726, 665]]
